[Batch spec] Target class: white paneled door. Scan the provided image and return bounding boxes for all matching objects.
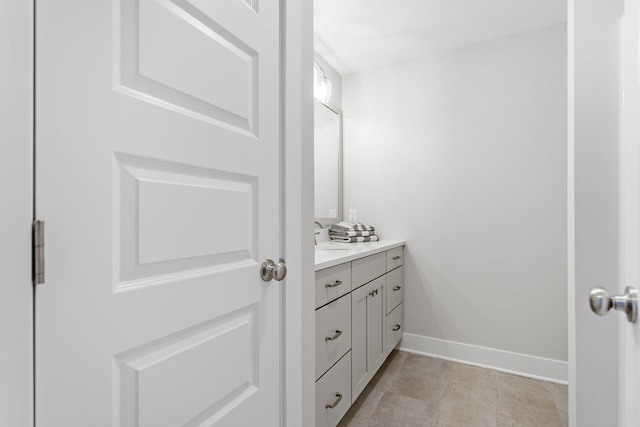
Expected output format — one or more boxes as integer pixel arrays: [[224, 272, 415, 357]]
[[35, 0, 284, 425], [620, 0, 640, 422]]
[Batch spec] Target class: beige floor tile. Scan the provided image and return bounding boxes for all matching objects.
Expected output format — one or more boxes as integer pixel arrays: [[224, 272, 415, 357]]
[[401, 354, 450, 376], [383, 349, 409, 372], [546, 382, 568, 427], [389, 354, 450, 403], [367, 392, 436, 427], [497, 373, 563, 427], [369, 350, 408, 391], [431, 363, 498, 427], [338, 387, 384, 426], [390, 369, 449, 403], [338, 352, 568, 427], [446, 362, 499, 394], [338, 352, 407, 426], [497, 405, 563, 427]]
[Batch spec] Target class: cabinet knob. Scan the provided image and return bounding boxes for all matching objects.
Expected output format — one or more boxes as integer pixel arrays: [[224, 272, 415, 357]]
[[393, 324, 401, 331]]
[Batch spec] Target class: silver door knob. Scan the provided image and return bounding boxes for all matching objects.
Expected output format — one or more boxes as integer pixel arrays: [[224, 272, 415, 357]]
[[260, 259, 287, 282], [589, 286, 639, 323]]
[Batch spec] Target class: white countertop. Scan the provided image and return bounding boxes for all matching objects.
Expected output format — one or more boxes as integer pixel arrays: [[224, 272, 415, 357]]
[[314, 239, 406, 271]]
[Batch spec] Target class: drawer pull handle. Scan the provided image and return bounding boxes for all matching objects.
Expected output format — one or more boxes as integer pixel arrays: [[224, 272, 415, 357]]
[[393, 286, 402, 291], [325, 280, 343, 288], [393, 324, 402, 331], [392, 255, 401, 260], [325, 330, 343, 341], [369, 289, 379, 298], [325, 392, 343, 409]]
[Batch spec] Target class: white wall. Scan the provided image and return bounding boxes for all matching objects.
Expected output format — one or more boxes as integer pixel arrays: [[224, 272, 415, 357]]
[[343, 24, 568, 378]]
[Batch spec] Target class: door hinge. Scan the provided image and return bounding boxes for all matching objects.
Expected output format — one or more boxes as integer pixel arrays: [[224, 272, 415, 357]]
[[33, 220, 44, 285]]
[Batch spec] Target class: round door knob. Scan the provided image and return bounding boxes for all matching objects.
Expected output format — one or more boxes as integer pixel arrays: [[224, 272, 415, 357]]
[[589, 286, 639, 323], [260, 259, 287, 282]]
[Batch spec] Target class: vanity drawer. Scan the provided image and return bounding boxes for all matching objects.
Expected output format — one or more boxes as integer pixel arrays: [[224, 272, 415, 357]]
[[385, 303, 404, 355], [316, 294, 351, 379], [352, 252, 386, 289], [385, 267, 404, 314], [386, 246, 404, 271], [316, 263, 352, 309], [316, 351, 352, 427]]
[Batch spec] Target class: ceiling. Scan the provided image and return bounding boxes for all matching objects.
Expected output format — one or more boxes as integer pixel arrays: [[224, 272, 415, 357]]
[[314, 0, 567, 75]]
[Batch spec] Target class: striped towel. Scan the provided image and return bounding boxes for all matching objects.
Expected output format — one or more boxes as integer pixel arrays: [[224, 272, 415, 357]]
[[329, 229, 376, 238], [330, 235, 379, 243], [330, 221, 376, 232]]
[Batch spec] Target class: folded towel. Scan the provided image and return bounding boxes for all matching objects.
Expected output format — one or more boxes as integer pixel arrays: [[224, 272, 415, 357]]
[[329, 230, 376, 238], [330, 235, 379, 243], [330, 221, 376, 232]]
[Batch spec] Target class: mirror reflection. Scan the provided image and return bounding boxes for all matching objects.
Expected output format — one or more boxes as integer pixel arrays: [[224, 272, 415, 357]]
[[314, 101, 342, 222]]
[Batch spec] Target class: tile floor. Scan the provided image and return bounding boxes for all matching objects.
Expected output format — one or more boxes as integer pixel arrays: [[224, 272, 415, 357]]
[[338, 351, 568, 427]]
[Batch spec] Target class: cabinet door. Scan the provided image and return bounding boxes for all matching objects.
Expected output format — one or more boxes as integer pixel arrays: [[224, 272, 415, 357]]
[[351, 275, 385, 401], [351, 280, 370, 401], [368, 277, 386, 374]]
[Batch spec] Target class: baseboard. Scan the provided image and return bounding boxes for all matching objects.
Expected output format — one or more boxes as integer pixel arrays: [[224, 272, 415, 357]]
[[399, 333, 568, 384]]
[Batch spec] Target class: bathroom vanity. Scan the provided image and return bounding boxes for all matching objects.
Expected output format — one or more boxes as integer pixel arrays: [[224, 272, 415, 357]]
[[314, 240, 405, 427]]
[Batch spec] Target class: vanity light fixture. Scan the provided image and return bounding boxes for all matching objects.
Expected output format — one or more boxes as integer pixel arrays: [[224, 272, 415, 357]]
[[313, 60, 333, 104]]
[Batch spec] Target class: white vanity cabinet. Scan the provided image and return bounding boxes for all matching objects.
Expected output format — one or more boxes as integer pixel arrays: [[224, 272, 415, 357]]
[[314, 241, 405, 427]]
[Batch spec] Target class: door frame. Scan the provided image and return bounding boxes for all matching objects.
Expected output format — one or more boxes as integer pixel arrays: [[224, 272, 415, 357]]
[[0, 0, 313, 425], [569, 0, 624, 425], [0, 0, 34, 425], [283, 0, 315, 425]]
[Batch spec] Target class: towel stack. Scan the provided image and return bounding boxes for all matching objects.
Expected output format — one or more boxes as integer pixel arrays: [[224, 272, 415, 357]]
[[329, 222, 379, 243]]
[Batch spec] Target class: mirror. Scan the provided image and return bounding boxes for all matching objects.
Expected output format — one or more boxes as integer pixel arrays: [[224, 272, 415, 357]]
[[314, 101, 342, 223]]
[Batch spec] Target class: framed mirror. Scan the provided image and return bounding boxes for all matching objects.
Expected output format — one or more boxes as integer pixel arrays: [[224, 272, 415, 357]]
[[314, 101, 342, 223]]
